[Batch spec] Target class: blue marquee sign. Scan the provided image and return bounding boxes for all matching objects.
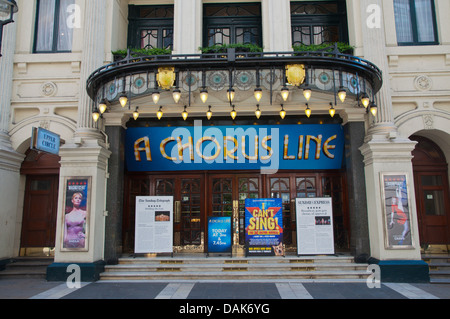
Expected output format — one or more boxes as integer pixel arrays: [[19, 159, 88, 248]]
[[125, 123, 344, 172]]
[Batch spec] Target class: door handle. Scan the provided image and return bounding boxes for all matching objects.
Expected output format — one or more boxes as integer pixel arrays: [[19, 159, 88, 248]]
[[174, 200, 181, 223]]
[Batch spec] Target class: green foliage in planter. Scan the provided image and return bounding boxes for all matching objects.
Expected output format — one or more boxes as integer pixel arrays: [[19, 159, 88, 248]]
[[199, 43, 264, 54], [292, 42, 354, 54], [112, 47, 172, 58]]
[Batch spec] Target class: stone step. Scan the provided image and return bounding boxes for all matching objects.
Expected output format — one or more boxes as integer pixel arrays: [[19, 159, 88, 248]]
[[105, 262, 367, 272], [100, 255, 368, 281], [422, 255, 450, 263], [117, 255, 356, 265], [0, 257, 53, 279], [100, 270, 370, 281], [422, 254, 450, 284]]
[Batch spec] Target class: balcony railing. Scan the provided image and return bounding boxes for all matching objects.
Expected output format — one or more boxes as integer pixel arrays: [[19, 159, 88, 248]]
[[87, 45, 382, 120]]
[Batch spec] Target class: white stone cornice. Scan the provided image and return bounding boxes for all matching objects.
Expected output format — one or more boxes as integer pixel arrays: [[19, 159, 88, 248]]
[[0, 132, 25, 172], [359, 138, 417, 166], [59, 145, 111, 171]]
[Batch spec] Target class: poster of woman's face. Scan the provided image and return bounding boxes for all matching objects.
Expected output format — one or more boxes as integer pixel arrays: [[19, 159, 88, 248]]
[[61, 177, 91, 251], [381, 173, 413, 249]]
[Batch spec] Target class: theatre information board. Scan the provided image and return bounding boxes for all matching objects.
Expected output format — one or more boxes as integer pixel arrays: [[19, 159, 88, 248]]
[[295, 198, 335, 255], [134, 196, 173, 254], [207, 217, 232, 255]]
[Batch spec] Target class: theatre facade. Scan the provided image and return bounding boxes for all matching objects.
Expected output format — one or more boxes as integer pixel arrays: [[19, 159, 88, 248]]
[[0, 0, 449, 282]]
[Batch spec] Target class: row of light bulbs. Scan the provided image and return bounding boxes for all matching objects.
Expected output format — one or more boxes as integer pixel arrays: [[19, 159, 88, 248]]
[[129, 100, 377, 121], [93, 85, 376, 122]]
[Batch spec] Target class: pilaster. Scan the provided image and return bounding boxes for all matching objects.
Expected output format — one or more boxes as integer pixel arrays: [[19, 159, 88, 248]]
[[73, 0, 107, 142], [357, 1, 427, 281], [48, 0, 111, 280], [360, 138, 421, 257], [173, 0, 202, 55], [0, 14, 25, 260], [261, 0, 292, 52]]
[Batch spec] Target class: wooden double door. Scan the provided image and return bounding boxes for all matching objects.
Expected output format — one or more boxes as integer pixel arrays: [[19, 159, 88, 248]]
[[123, 171, 348, 253]]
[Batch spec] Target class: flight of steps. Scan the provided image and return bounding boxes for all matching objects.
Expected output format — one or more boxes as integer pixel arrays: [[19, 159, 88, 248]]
[[0, 257, 53, 279], [422, 254, 450, 284], [100, 255, 370, 282]]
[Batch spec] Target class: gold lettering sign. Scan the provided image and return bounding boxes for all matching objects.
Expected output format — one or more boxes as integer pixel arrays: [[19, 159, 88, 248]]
[[135, 133, 338, 163], [285, 64, 306, 87]]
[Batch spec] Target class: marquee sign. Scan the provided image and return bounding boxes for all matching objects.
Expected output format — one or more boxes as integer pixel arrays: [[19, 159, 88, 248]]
[[125, 123, 344, 172]]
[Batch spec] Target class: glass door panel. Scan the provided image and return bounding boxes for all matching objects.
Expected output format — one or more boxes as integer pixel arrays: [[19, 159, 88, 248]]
[[238, 177, 260, 245], [211, 178, 233, 217], [269, 177, 293, 245], [180, 178, 202, 245]]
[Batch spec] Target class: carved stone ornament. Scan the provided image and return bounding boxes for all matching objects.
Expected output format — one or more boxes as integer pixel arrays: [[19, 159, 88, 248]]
[[423, 114, 434, 130], [414, 75, 432, 91], [41, 82, 58, 97]]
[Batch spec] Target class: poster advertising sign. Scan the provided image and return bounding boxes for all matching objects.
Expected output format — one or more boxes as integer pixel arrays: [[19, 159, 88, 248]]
[[296, 197, 334, 255], [207, 217, 232, 254], [245, 198, 283, 256], [135, 196, 173, 253], [62, 177, 91, 251], [381, 173, 413, 249]]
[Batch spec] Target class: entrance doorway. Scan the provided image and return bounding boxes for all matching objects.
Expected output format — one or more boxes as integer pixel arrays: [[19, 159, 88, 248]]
[[411, 136, 450, 247], [20, 149, 60, 256], [123, 171, 349, 254]]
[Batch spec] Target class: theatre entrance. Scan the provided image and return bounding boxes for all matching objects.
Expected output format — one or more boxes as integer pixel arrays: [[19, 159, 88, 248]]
[[123, 171, 349, 254], [411, 136, 450, 249], [19, 149, 60, 257]]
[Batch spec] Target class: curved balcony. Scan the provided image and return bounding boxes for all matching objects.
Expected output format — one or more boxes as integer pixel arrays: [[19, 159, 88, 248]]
[[86, 44, 383, 121]]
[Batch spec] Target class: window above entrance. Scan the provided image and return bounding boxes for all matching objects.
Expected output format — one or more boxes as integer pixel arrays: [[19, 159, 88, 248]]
[[127, 5, 174, 51]]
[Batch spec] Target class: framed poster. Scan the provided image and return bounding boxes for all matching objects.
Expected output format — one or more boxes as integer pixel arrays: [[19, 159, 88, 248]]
[[207, 216, 232, 254], [135, 196, 173, 253], [245, 198, 283, 256], [296, 197, 334, 255], [381, 173, 414, 249], [61, 177, 91, 251]]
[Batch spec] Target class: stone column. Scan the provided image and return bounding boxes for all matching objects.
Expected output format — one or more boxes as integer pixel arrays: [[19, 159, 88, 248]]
[[343, 121, 370, 260], [173, 0, 202, 55], [261, 0, 292, 52], [357, 0, 427, 281], [74, 0, 106, 142], [103, 125, 125, 264], [359, 0, 397, 140], [0, 16, 25, 261], [48, 0, 112, 281]]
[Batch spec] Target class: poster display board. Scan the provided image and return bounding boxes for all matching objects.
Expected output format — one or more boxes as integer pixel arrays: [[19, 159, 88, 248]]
[[61, 177, 91, 251], [207, 216, 232, 254], [134, 196, 173, 254], [381, 173, 413, 249], [296, 197, 334, 255], [245, 198, 284, 256]]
